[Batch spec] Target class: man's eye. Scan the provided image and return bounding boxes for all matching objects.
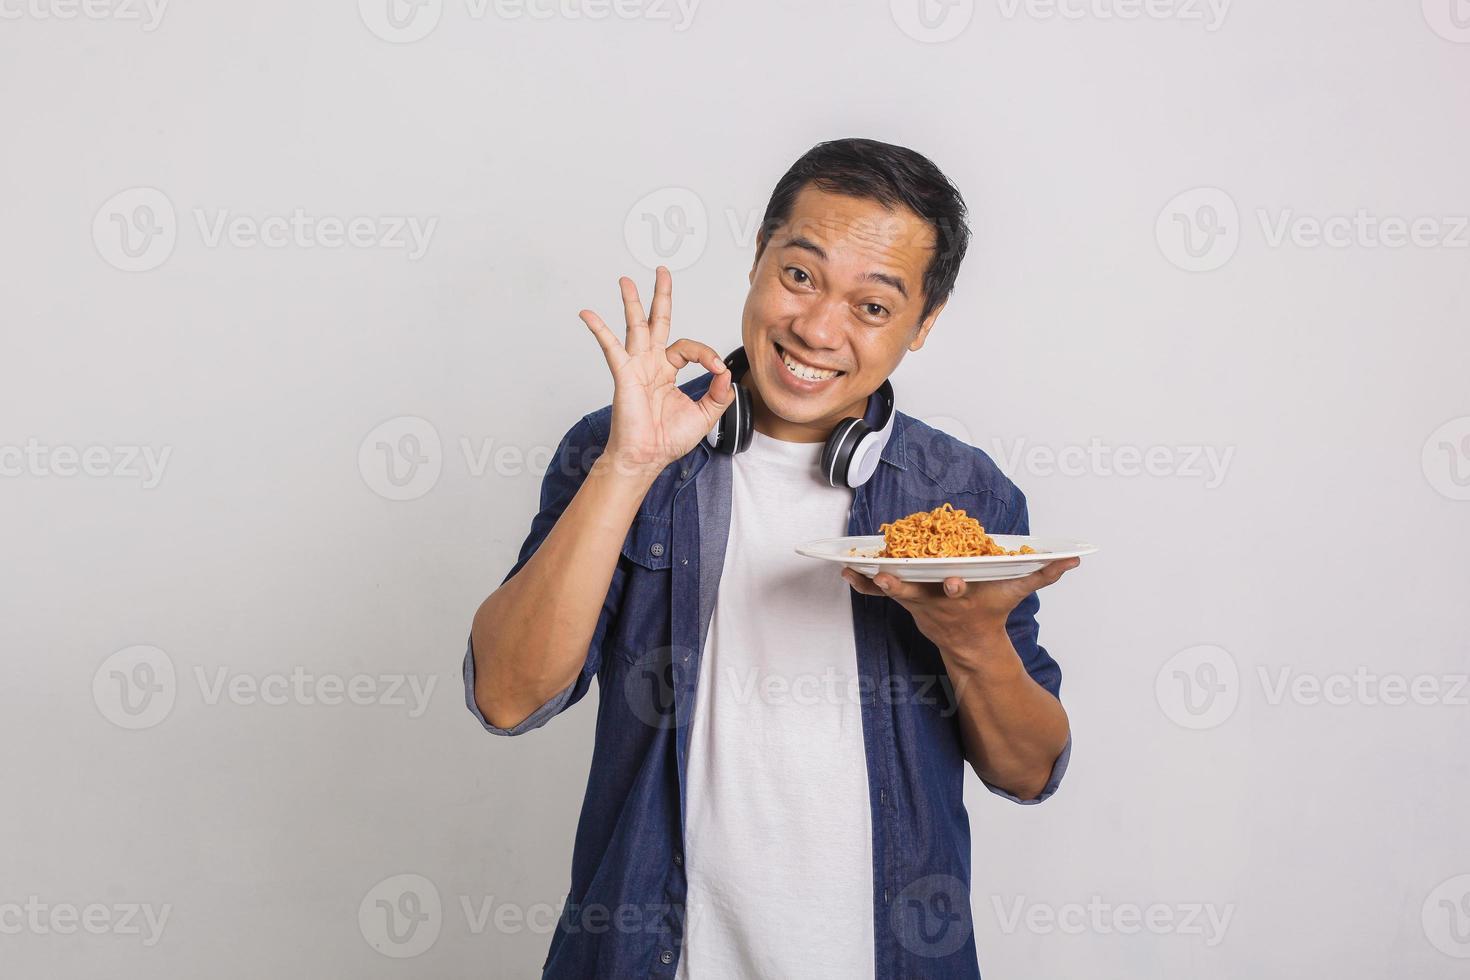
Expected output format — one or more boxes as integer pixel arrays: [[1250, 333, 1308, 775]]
[[864, 303, 889, 318], [786, 267, 810, 285]]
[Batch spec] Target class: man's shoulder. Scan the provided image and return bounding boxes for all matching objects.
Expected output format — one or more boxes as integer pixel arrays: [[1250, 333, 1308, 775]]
[[891, 410, 1024, 504]]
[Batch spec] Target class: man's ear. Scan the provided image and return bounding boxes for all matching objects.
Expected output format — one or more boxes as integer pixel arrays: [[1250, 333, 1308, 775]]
[[908, 301, 946, 352], [748, 231, 766, 286]]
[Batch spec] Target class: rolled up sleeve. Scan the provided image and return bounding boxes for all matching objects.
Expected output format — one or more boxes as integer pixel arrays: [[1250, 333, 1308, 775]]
[[979, 482, 1071, 804], [463, 413, 628, 737]]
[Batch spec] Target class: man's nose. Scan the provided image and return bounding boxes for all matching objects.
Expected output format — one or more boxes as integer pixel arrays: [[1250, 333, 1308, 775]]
[[789, 300, 846, 352]]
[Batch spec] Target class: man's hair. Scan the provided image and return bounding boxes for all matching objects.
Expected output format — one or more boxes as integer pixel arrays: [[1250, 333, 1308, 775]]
[[755, 137, 971, 328]]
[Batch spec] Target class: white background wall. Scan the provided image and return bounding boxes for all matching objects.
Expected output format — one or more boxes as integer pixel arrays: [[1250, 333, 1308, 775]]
[[3, 0, 1468, 976]]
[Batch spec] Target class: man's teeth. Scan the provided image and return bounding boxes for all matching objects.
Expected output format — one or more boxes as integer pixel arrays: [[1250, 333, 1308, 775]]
[[780, 348, 840, 382]]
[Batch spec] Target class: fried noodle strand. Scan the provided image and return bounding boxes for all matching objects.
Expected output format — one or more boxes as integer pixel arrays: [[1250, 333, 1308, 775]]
[[873, 502, 1037, 558]]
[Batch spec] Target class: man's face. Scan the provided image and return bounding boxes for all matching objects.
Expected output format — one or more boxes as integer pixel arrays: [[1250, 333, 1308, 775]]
[[740, 184, 945, 442]]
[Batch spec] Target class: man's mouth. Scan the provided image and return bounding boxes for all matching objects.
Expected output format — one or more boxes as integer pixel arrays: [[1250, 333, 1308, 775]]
[[773, 341, 845, 383]]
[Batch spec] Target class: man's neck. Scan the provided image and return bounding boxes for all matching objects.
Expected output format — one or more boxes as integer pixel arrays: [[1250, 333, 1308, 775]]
[[748, 386, 869, 443]]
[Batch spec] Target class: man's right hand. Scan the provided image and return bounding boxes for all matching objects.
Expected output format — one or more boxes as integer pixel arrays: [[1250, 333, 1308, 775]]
[[579, 265, 734, 479]]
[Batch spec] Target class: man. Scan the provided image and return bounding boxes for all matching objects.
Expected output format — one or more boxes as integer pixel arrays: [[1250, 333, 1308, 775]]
[[464, 137, 1080, 979]]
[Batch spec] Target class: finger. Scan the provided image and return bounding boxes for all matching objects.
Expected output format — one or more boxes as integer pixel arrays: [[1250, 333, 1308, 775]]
[[619, 276, 650, 355], [1037, 557, 1081, 585], [579, 309, 629, 373], [1040, 558, 1087, 581], [665, 338, 724, 372], [872, 572, 928, 602], [693, 366, 735, 424], [648, 266, 672, 348], [942, 577, 968, 598], [1014, 557, 1080, 593], [841, 568, 886, 596]]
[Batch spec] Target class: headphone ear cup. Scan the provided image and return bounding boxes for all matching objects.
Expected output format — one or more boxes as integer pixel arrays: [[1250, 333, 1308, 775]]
[[708, 380, 753, 455], [731, 382, 753, 454], [820, 417, 870, 488], [845, 430, 886, 488]]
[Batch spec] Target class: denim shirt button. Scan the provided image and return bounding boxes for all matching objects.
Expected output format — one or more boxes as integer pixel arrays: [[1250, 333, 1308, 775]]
[[673, 851, 683, 866], [659, 950, 674, 965], [650, 542, 665, 557], [679, 467, 690, 479]]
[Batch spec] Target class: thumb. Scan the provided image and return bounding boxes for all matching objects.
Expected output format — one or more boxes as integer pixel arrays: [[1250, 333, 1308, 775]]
[[695, 368, 736, 423]]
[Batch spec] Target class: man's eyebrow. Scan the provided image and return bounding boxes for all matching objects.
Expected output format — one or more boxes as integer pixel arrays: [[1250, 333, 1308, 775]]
[[779, 235, 909, 299]]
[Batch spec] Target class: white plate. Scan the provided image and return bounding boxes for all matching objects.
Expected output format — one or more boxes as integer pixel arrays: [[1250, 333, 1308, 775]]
[[795, 535, 1099, 582]]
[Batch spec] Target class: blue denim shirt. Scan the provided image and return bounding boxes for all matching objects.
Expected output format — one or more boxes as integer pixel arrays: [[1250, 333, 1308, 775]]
[[464, 370, 1070, 979]]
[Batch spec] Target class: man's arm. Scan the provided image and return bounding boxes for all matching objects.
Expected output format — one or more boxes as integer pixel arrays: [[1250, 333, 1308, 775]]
[[471, 442, 659, 731], [470, 266, 733, 733], [841, 488, 1078, 801], [935, 614, 1071, 801]]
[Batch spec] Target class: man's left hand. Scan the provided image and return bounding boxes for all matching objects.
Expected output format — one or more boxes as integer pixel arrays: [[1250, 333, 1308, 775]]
[[840, 558, 1081, 658]]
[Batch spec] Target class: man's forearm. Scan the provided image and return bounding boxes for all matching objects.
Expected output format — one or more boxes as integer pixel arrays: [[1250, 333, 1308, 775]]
[[471, 449, 659, 730], [939, 628, 1070, 800]]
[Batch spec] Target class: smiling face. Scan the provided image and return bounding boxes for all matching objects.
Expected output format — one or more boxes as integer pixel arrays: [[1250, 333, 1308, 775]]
[[740, 184, 946, 442]]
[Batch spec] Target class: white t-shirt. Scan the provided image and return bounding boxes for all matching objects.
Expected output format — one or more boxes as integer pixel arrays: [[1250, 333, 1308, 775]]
[[675, 428, 876, 980]]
